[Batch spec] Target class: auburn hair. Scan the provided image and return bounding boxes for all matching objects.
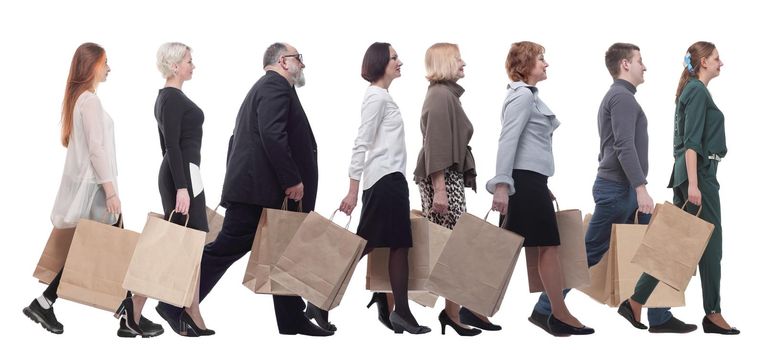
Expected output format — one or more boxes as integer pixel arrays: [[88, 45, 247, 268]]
[[675, 41, 716, 103], [61, 43, 105, 147]]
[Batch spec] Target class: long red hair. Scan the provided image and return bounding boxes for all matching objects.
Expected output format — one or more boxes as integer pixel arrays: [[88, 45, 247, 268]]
[[61, 43, 105, 147]]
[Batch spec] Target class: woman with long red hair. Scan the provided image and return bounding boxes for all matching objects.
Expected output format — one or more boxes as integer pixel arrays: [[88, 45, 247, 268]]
[[22, 43, 163, 338]]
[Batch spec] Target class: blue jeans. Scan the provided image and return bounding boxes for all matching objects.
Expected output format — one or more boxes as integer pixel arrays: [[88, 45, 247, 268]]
[[532, 177, 672, 326]]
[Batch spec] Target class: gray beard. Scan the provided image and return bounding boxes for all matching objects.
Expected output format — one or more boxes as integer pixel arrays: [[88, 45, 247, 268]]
[[293, 70, 306, 87]]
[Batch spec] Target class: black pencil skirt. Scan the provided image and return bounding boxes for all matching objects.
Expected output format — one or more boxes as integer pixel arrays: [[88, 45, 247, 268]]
[[356, 172, 413, 249], [504, 169, 560, 247]]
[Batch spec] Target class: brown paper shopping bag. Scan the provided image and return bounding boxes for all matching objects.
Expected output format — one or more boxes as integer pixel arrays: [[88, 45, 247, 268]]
[[425, 211, 524, 317], [365, 211, 432, 292], [57, 217, 139, 311], [577, 215, 685, 307], [122, 212, 205, 307], [205, 206, 224, 245], [366, 210, 452, 307], [242, 200, 307, 296], [526, 202, 590, 292], [271, 211, 366, 310], [631, 202, 714, 291], [33, 229, 76, 284]]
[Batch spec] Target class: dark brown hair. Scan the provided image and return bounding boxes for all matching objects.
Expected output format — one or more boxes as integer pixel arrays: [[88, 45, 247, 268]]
[[361, 42, 392, 83], [605, 43, 640, 79]]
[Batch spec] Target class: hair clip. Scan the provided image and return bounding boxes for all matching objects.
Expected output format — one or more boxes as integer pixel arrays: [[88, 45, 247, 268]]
[[683, 52, 695, 74]]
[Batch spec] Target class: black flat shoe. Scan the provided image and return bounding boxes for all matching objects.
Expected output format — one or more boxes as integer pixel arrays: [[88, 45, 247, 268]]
[[155, 304, 182, 335], [179, 310, 214, 337], [280, 319, 334, 337], [648, 316, 697, 334], [702, 316, 740, 335], [438, 310, 481, 336], [528, 309, 567, 337], [459, 307, 501, 331], [366, 292, 393, 331], [617, 299, 647, 330], [23, 299, 63, 334], [115, 297, 143, 337], [389, 311, 431, 334], [547, 314, 594, 336], [305, 302, 336, 332]]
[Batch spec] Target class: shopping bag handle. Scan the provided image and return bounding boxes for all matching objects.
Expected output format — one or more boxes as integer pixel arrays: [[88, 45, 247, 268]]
[[484, 210, 507, 228], [281, 197, 303, 212], [168, 210, 190, 227], [680, 201, 703, 217], [329, 209, 352, 230], [100, 212, 123, 228]]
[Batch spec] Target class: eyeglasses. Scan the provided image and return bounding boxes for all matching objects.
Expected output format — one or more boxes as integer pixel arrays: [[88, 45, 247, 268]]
[[283, 53, 303, 64]]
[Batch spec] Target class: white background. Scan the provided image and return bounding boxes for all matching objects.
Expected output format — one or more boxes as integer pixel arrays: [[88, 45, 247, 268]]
[[0, 0, 759, 348]]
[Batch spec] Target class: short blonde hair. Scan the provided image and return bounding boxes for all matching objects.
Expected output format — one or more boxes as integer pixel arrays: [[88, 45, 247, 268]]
[[156, 42, 191, 79], [425, 43, 461, 82]]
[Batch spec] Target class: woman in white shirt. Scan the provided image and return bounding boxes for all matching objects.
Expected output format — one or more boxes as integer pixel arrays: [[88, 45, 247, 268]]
[[23, 43, 163, 338], [339, 42, 429, 334]]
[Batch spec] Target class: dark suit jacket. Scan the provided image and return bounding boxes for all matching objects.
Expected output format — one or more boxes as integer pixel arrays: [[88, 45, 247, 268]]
[[222, 70, 318, 211]]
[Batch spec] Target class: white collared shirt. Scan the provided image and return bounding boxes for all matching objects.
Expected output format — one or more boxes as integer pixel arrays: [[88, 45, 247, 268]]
[[348, 86, 407, 190]]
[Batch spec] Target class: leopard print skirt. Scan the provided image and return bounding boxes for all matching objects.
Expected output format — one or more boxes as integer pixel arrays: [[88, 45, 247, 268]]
[[418, 168, 467, 230]]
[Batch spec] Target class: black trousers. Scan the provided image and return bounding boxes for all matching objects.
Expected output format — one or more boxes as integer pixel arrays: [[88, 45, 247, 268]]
[[158, 201, 307, 332]]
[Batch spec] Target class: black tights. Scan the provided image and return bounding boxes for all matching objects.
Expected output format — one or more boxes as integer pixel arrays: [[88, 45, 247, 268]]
[[363, 246, 415, 323]]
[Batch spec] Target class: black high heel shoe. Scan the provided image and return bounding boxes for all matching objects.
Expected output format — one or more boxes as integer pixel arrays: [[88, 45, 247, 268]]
[[305, 302, 336, 332], [179, 310, 215, 337], [366, 292, 393, 331], [459, 307, 502, 331], [702, 316, 740, 335], [438, 310, 481, 336], [115, 297, 143, 338], [547, 314, 594, 336], [389, 311, 431, 334]]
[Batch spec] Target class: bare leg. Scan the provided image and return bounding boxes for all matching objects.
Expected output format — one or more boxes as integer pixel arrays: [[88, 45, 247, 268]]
[[445, 299, 471, 328], [537, 246, 583, 328], [131, 294, 147, 324]]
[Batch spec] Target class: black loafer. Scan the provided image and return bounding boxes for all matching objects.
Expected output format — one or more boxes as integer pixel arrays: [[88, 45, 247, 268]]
[[649, 316, 697, 333], [547, 314, 595, 336], [528, 310, 565, 336], [702, 316, 740, 335], [459, 307, 501, 331], [23, 299, 63, 334], [617, 299, 647, 330]]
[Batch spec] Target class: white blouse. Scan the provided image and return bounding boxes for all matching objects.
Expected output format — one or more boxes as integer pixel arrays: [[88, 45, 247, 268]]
[[50, 91, 118, 228], [348, 86, 407, 190]]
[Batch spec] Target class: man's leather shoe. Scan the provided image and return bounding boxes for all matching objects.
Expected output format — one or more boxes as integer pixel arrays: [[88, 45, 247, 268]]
[[649, 316, 697, 333], [280, 320, 334, 337]]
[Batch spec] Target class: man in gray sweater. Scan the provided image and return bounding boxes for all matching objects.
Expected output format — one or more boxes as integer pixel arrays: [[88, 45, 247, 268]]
[[528, 43, 696, 334]]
